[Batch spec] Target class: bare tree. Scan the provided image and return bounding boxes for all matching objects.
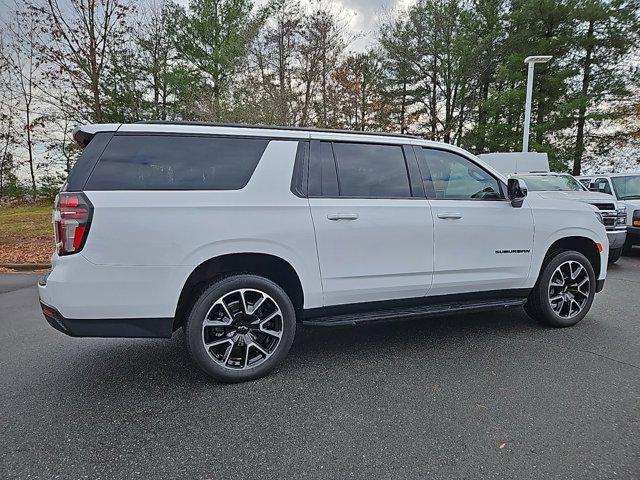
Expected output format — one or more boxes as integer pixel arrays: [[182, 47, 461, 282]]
[[33, 0, 132, 122], [0, 33, 19, 197], [135, 0, 173, 120], [1, 5, 43, 198], [300, 4, 346, 127]]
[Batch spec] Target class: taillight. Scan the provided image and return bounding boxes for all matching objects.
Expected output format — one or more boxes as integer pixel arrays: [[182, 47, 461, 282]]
[[53, 192, 93, 255]]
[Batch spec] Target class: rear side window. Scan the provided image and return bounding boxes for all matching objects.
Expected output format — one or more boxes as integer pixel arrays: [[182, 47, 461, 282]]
[[332, 142, 411, 198], [85, 135, 269, 190]]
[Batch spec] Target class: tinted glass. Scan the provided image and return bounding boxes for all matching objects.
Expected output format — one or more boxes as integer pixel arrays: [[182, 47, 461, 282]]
[[419, 148, 501, 199], [308, 141, 339, 196], [518, 174, 585, 192], [332, 142, 411, 198], [86, 135, 268, 190], [65, 132, 113, 191]]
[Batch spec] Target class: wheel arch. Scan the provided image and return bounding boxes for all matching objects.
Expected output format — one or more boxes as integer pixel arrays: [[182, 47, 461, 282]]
[[174, 253, 305, 330], [541, 236, 602, 280]]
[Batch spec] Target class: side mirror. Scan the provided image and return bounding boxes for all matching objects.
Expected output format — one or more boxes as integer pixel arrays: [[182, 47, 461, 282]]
[[507, 178, 527, 208]]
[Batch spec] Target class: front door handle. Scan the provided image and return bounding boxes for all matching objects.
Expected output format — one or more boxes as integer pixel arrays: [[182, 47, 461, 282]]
[[327, 213, 359, 221], [437, 212, 463, 219]]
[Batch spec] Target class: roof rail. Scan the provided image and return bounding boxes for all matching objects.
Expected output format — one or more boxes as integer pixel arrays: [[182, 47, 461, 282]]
[[134, 120, 420, 139]]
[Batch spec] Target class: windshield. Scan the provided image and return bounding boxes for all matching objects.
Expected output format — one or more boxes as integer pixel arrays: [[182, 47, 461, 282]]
[[611, 175, 640, 200], [517, 174, 586, 192]]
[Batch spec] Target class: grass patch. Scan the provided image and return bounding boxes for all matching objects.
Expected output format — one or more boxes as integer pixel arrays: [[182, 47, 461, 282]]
[[0, 201, 53, 243], [0, 201, 55, 265]]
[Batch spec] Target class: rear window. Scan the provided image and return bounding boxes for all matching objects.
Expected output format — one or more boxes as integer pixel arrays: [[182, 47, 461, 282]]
[[85, 135, 269, 190]]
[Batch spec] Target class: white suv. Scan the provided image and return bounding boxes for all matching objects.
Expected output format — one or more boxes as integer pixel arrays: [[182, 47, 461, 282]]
[[39, 123, 609, 382]]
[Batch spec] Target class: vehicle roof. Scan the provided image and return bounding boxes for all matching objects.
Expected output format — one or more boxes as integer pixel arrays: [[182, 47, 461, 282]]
[[75, 121, 422, 140], [577, 173, 640, 178], [73, 122, 509, 182], [513, 172, 573, 177], [75, 121, 454, 148]]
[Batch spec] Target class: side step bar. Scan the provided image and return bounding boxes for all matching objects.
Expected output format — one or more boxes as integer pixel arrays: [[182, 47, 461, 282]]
[[301, 298, 527, 327]]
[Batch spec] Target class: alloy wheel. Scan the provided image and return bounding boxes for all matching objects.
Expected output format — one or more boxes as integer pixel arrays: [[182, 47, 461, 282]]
[[201, 288, 284, 370], [548, 260, 591, 319]]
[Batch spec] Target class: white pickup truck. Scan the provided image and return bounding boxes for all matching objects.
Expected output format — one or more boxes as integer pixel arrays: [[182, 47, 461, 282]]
[[577, 174, 640, 254]]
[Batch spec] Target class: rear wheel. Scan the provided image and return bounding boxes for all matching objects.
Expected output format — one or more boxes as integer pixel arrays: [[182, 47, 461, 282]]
[[608, 247, 623, 264], [524, 250, 596, 327], [185, 274, 296, 382]]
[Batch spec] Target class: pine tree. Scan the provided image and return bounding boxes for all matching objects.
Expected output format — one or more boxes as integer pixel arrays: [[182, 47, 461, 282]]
[[570, 0, 640, 174]]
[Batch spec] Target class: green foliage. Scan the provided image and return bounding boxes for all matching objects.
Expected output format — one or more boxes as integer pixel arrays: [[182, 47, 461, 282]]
[[37, 173, 66, 201], [2, 0, 639, 201], [169, 0, 255, 118]]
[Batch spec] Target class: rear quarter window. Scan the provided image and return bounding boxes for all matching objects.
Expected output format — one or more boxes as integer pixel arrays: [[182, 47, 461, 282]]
[[65, 132, 114, 191], [85, 135, 269, 190]]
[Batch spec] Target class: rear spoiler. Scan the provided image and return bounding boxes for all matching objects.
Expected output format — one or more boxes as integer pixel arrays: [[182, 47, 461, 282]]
[[72, 124, 121, 148]]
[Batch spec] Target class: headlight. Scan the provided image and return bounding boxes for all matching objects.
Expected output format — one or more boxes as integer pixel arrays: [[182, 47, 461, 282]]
[[615, 202, 627, 225], [594, 212, 604, 225], [634, 210, 640, 227]]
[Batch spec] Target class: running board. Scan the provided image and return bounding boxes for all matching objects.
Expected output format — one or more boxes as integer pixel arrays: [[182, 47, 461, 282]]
[[301, 298, 527, 327]]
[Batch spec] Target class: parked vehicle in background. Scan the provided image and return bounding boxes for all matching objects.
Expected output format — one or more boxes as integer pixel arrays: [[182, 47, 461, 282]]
[[578, 174, 640, 255], [513, 173, 627, 263], [39, 123, 609, 382], [477, 153, 626, 264]]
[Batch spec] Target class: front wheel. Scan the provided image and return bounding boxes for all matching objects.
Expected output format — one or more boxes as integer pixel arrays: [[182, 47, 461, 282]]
[[524, 250, 596, 327], [185, 274, 296, 383]]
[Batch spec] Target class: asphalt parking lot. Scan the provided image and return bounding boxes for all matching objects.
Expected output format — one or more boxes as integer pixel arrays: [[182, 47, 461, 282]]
[[1, 253, 639, 480]]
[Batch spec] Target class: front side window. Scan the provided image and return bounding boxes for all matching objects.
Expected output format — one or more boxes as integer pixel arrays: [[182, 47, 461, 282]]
[[418, 148, 502, 200], [85, 135, 269, 190], [611, 175, 640, 200], [331, 142, 412, 198]]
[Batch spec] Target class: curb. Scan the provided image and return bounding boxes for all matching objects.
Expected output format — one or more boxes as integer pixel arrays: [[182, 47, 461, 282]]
[[0, 263, 51, 272]]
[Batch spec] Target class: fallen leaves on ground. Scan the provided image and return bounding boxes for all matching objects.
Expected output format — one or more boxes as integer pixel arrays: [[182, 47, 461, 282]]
[[0, 238, 53, 264]]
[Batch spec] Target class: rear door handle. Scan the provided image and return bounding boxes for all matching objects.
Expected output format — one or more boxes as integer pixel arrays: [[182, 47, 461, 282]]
[[437, 212, 463, 219], [327, 213, 359, 221]]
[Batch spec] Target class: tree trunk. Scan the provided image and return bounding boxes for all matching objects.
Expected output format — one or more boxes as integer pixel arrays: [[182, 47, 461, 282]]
[[477, 78, 490, 152], [400, 79, 407, 134], [573, 21, 594, 176], [24, 107, 36, 198]]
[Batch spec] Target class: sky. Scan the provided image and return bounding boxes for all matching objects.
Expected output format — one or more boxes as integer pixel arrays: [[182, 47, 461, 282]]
[[175, 0, 417, 51], [0, 0, 416, 51]]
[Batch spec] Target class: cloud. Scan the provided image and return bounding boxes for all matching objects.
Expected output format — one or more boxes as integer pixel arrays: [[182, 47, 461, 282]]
[[174, 0, 416, 51]]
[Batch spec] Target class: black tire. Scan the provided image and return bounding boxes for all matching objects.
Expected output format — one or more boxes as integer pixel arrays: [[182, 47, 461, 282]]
[[524, 250, 596, 328], [622, 240, 633, 255], [608, 247, 623, 264], [185, 274, 296, 383]]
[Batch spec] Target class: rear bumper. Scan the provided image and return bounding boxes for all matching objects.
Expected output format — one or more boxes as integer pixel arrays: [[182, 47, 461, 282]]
[[606, 229, 627, 249], [40, 302, 174, 338], [37, 253, 192, 319]]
